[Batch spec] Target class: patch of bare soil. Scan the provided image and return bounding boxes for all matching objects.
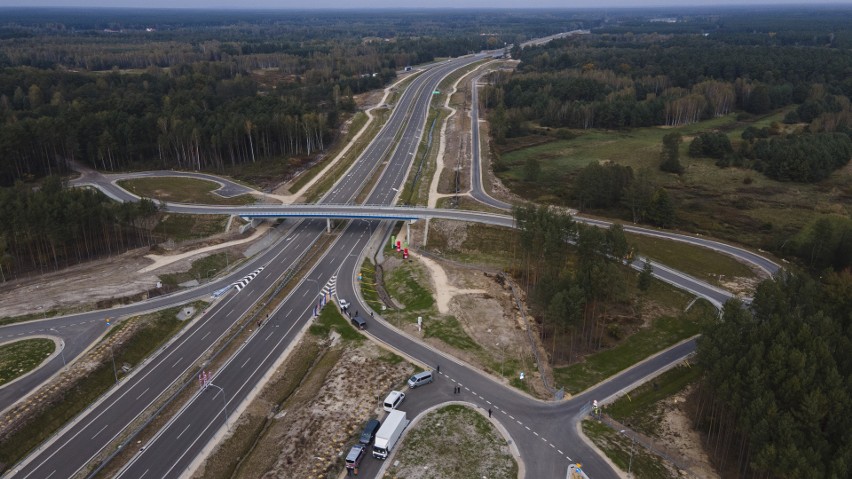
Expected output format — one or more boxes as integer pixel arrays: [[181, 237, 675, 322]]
[[657, 386, 719, 479], [717, 274, 762, 298], [385, 253, 553, 398], [0, 248, 160, 319], [0, 229, 254, 319], [354, 88, 386, 110], [198, 338, 414, 479]]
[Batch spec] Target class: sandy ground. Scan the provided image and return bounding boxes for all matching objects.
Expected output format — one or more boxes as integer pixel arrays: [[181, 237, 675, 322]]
[[138, 224, 270, 273], [0, 225, 259, 319], [193, 337, 415, 479], [658, 387, 719, 479]]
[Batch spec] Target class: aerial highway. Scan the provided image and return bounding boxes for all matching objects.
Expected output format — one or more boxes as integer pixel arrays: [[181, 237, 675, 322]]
[[3, 47, 781, 479], [6, 53, 489, 479]]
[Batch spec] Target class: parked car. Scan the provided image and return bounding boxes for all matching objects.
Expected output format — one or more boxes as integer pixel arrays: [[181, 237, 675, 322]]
[[407, 370, 434, 388], [383, 390, 405, 412], [338, 298, 350, 309], [359, 419, 381, 445], [345, 444, 366, 470], [351, 315, 366, 330]]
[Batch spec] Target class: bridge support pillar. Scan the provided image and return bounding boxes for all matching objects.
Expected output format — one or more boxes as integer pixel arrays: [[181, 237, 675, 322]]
[[326, 218, 331, 233], [422, 219, 429, 247], [406, 221, 411, 247]]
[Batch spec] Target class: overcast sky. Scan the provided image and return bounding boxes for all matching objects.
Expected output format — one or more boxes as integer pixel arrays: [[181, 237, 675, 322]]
[[4, 1, 852, 9]]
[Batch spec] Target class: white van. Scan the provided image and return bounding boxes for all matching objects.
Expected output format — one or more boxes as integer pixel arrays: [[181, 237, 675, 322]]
[[383, 390, 405, 412], [407, 371, 434, 389]]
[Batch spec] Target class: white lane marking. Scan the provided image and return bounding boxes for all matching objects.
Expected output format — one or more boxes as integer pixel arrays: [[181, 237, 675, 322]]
[[558, 449, 564, 455], [509, 415, 515, 420], [533, 431, 539, 436], [266, 332, 274, 341], [541, 437, 548, 443], [567, 456, 573, 461], [201, 331, 210, 341], [172, 357, 183, 368], [91, 424, 108, 439], [501, 410, 507, 415], [241, 357, 251, 368], [176, 424, 192, 440], [486, 400, 491, 405], [136, 388, 149, 400], [44, 472, 56, 479], [549, 443, 555, 449]]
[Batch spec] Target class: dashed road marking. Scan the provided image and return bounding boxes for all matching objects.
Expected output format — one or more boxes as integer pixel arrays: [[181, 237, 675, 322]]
[[533, 431, 539, 436], [524, 425, 529, 429], [136, 387, 149, 400], [558, 449, 564, 455], [509, 415, 515, 420], [549, 443, 555, 449]]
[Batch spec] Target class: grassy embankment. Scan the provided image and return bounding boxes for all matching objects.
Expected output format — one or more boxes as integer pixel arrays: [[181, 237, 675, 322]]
[[157, 252, 239, 287], [117, 177, 256, 205], [582, 364, 703, 479], [0, 339, 56, 387]]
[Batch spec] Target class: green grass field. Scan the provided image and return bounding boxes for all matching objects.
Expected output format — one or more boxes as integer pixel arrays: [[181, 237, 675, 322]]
[[494, 110, 852, 250], [153, 213, 229, 242], [627, 233, 758, 286], [118, 177, 255, 205], [0, 339, 55, 387], [308, 303, 364, 342], [159, 252, 237, 286]]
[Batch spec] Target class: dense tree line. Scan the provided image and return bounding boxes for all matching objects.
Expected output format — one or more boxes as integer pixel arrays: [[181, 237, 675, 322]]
[[787, 216, 852, 272], [570, 162, 676, 228], [695, 271, 852, 478], [0, 177, 158, 279], [486, 14, 852, 134], [0, 9, 585, 187], [689, 132, 733, 160], [744, 132, 852, 182], [513, 205, 636, 362], [0, 65, 347, 186]]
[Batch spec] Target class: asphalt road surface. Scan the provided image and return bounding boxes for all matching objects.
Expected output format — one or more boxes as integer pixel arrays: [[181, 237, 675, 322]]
[[7, 53, 488, 479], [4, 47, 780, 479]]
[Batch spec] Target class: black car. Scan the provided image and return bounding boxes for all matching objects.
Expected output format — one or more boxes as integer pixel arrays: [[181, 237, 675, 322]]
[[351, 315, 367, 330], [359, 419, 381, 445]]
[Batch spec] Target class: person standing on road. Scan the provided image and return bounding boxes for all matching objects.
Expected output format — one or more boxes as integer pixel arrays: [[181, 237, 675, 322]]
[[488, 408, 492, 418]]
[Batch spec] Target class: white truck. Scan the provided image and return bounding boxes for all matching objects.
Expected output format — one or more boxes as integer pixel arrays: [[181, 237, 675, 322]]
[[372, 409, 409, 460]]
